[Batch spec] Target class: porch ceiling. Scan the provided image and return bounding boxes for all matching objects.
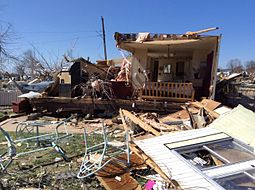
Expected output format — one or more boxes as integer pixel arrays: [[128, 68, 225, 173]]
[[119, 36, 217, 53]]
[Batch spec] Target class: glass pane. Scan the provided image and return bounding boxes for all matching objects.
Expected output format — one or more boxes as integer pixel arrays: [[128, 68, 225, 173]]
[[215, 173, 255, 190], [163, 64, 171, 74], [180, 149, 222, 169], [207, 141, 255, 163]]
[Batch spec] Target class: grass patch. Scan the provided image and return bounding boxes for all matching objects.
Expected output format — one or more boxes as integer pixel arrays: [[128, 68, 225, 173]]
[[0, 131, 104, 170], [0, 130, 107, 189]]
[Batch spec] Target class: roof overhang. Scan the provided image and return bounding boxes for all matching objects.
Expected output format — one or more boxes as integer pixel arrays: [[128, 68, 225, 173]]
[[115, 32, 219, 53]]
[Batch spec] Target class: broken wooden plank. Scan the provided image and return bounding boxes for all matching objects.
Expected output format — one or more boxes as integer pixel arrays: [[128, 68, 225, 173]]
[[95, 153, 145, 190], [130, 144, 180, 189], [140, 116, 180, 132], [97, 173, 142, 190], [160, 109, 190, 122], [185, 106, 197, 129], [200, 99, 221, 111], [100, 153, 146, 176], [119, 109, 130, 132], [191, 101, 220, 118], [122, 110, 160, 136]]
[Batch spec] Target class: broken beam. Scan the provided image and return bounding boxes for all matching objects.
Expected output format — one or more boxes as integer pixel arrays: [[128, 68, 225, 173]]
[[191, 101, 220, 118], [97, 173, 142, 190], [130, 144, 180, 189], [119, 109, 130, 132], [122, 109, 161, 136]]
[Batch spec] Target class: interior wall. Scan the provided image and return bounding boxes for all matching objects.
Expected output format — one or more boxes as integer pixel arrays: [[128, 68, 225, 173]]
[[131, 49, 148, 88], [191, 47, 217, 99], [157, 58, 175, 82], [131, 48, 215, 84], [192, 50, 209, 76], [129, 37, 219, 96], [155, 54, 192, 82], [209, 37, 221, 99]]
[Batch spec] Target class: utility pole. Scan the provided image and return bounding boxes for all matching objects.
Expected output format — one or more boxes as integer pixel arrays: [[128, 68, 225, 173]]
[[101, 16, 107, 61]]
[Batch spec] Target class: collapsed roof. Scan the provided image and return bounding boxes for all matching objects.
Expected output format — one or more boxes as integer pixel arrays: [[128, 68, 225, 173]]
[[114, 27, 220, 53]]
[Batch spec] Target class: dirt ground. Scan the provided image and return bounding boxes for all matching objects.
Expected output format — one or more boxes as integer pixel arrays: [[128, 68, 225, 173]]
[[0, 116, 103, 134]]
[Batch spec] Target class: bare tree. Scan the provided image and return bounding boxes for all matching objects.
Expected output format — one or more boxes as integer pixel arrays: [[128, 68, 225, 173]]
[[0, 23, 16, 71], [15, 48, 63, 80], [227, 59, 244, 73], [49, 52, 63, 71], [246, 60, 255, 75], [21, 50, 40, 78], [14, 60, 27, 78], [0, 24, 11, 58]]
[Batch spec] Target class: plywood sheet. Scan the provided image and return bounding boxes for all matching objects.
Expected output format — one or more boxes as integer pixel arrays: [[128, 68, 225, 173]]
[[200, 99, 221, 111]]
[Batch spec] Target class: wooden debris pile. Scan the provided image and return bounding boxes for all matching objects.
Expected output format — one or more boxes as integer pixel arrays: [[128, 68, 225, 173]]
[[0, 99, 231, 190], [90, 99, 229, 189], [79, 99, 227, 190]]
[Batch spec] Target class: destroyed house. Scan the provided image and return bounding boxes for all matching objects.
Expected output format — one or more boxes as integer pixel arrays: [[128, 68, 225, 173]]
[[57, 58, 109, 97], [114, 29, 221, 102]]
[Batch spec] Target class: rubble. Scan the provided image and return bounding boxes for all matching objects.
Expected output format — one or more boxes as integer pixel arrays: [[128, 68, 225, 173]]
[[2, 97, 255, 189], [216, 71, 255, 111]]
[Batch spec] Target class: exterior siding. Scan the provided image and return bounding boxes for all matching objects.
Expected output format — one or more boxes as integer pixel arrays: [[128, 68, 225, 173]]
[[134, 128, 225, 190], [0, 90, 22, 106], [204, 159, 255, 178]]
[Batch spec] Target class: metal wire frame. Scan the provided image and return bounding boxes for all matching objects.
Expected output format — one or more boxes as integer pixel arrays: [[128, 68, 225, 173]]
[[0, 116, 74, 172], [15, 116, 72, 145], [77, 121, 130, 179], [0, 127, 15, 172]]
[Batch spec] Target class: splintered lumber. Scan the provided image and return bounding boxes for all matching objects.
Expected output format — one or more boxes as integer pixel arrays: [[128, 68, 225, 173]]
[[185, 106, 197, 129], [200, 99, 221, 111], [97, 173, 142, 190], [160, 109, 190, 122], [191, 101, 220, 118], [122, 109, 160, 136], [130, 144, 180, 189], [97, 153, 146, 177], [141, 116, 180, 132], [119, 109, 130, 132], [186, 27, 219, 35], [95, 153, 145, 190]]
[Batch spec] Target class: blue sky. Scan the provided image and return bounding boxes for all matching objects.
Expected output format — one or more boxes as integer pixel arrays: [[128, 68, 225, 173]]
[[1, 0, 255, 68]]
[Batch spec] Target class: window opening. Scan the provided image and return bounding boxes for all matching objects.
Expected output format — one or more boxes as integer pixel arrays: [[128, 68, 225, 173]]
[[169, 139, 255, 170], [163, 64, 171, 74], [215, 169, 255, 190]]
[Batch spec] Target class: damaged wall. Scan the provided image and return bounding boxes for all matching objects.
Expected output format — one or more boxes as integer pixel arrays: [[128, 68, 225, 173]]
[[210, 36, 221, 99], [156, 55, 193, 82], [131, 48, 148, 88], [132, 48, 215, 85], [115, 33, 221, 100], [157, 58, 175, 82], [192, 49, 209, 73]]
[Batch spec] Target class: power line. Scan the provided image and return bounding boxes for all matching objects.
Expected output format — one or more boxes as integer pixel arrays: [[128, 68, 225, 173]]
[[22, 35, 99, 45], [18, 30, 98, 34]]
